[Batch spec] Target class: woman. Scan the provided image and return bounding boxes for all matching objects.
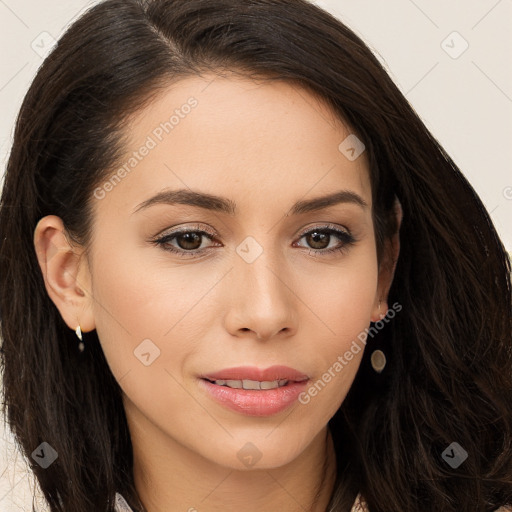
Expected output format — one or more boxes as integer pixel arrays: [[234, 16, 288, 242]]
[[0, 0, 510, 511]]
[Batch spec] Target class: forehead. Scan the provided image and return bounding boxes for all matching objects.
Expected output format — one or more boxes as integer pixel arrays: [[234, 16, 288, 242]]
[[95, 73, 371, 217]]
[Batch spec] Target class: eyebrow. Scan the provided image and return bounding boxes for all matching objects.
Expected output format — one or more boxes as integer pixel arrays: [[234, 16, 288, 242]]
[[132, 188, 368, 216]]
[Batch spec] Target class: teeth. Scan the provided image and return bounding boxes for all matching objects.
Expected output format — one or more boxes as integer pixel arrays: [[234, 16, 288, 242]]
[[260, 380, 278, 390], [242, 379, 261, 390], [225, 380, 243, 389], [212, 378, 290, 389]]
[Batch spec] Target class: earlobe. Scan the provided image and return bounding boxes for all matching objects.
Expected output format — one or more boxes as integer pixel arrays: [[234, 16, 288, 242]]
[[33, 215, 96, 335]]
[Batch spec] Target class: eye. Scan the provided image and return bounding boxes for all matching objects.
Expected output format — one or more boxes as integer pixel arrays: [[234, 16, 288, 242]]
[[151, 224, 219, 258], [151, 223, 357, 258], [294, 225, 356, 256]]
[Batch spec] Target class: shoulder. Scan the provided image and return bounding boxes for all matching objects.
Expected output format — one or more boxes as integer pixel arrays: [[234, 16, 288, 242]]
[[114, 492, 134, 512], [351, 493, 370, 512], [350, 494, 511, 511]]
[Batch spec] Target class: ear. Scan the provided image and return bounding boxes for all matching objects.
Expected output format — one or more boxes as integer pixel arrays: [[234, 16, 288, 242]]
[[371, 196, 403, 322], [33, 215, 96, 335]]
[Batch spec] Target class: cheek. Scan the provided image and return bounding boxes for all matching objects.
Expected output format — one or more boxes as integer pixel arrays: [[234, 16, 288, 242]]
[[89, 256, 206, 431], [302, 242, 379, 340], [331, 269, 377, 336], [295, 250, 378, 413], [88, 238, 206, 380]]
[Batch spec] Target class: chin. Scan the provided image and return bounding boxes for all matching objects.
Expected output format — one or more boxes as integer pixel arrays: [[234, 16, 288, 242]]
[[201, 433, 311, 471]]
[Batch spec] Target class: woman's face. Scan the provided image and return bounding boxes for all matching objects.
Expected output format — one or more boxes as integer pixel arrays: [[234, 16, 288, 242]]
[[41, 73, 387, 470]]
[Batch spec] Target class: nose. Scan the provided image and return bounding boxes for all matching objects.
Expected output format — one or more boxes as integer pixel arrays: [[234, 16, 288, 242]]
[[223, 246, 299, 342]]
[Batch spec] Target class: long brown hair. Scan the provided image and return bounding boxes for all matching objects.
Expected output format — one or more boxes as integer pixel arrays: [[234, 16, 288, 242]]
[[1, 1, 511, 510]]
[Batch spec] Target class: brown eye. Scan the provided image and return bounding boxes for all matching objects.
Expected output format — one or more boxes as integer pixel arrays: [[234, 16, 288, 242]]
[[305, 231, 331, 250], [152, 224, 356, 259], [174, 232, 203, 250], [295, 226, 356, 256], [153, 228, 218, 258]]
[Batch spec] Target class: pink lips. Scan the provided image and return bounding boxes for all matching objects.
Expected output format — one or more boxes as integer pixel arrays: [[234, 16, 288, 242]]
[[198, 365, 310, 417]]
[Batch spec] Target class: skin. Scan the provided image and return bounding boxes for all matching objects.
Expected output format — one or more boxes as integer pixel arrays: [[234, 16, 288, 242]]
[[34, 73, 401, 512]]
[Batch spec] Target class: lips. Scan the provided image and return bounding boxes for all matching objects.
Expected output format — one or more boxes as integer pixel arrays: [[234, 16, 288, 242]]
[[198, 365, 310, 416]]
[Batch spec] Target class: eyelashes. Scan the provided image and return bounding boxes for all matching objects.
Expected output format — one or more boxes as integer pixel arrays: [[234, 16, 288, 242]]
[[151, 223, 357, 259]]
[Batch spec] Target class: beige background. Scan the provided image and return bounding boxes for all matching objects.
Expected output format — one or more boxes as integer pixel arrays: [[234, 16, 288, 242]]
[[1, 0, 511, 509]]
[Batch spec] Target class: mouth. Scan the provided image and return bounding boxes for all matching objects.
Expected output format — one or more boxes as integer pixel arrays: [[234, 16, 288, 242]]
[[202, 377, 302, 390], [198, 365, 310, 416]]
